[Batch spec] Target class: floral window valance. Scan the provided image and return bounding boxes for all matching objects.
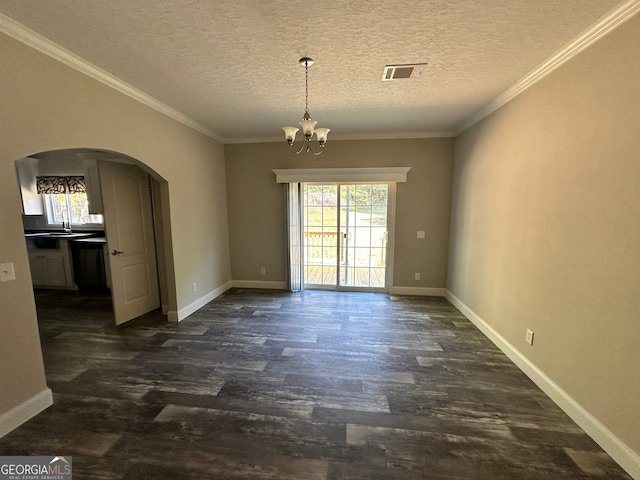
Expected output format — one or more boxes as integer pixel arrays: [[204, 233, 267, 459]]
[[36, 176, 86, 194]]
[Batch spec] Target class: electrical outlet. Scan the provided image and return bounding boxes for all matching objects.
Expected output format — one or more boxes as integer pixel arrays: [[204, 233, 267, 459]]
[[192, 282, 197, 292], [260, 267, 266, 276], [414, 273, 421, 280], [526, 329, 534, 346], [417, 231, 425, 239]]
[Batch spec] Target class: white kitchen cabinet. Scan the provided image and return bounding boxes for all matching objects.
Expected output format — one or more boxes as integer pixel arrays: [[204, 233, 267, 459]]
[[82, 158, 103, 214], [27, 240, 75, 288], [15, 157, 44, 215]]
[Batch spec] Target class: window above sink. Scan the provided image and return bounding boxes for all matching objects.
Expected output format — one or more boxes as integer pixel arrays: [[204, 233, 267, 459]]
[[44, 193, 103, 227]]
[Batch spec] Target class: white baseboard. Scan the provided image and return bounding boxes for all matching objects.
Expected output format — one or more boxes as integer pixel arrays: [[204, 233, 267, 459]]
[[230, 283, 447, 297], [225, 283, 447, 296], [445, 290, 640, 480], [167, 280, 286, 322], [168, 281, 234, 322], [390, 286, 447, 297], [232, 280, 288, 290], [0, 388, 53, 438], [228, 282, 446, 296]]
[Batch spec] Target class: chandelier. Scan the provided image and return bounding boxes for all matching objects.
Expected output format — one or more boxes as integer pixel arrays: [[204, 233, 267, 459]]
[[282, 57, 330, 155]]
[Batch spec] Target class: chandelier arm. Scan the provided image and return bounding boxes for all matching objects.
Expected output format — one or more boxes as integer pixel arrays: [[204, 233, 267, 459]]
[[305, 141, 323, 155], [289, 139, 307, 155]]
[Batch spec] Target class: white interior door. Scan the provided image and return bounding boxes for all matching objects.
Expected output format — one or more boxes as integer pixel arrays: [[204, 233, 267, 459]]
[[99, 161, 160, 325]]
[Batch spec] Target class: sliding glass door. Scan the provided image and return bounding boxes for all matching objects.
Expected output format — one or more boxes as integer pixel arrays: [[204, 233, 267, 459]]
[[303, 183, 390, 291]]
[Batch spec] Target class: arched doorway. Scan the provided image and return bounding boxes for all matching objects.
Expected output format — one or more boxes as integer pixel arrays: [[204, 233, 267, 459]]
[[14, 147, 176, 325]]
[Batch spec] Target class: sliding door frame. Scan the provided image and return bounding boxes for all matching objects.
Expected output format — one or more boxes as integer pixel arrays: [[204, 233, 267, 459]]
[[303, 181, 397, 293], [274, 167, 410, 294]]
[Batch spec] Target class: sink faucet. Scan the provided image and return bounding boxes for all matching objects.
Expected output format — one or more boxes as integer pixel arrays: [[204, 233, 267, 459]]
[[62, 221, 72, 234]]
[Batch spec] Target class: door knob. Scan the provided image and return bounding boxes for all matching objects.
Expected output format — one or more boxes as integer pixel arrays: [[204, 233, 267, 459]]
[[111, 249, 124, 255]]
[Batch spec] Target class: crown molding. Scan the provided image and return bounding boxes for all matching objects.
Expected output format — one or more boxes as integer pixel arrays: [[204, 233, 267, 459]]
[[225, 130, 455, 144], [4, 1, 637, 145], [0, 13, 226, 144], [456, 0, 640, 135], [321, 131, 456, 141]]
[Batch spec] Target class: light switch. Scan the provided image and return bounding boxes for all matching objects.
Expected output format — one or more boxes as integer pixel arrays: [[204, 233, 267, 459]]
[[417, 231, 425, 239], [0, 263, 16, 282]]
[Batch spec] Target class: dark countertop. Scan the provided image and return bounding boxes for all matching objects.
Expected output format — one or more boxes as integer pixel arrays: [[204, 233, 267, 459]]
[[70, 237, 107, 244], [24, 231, 106, 249], [24, 231, 102, 240]]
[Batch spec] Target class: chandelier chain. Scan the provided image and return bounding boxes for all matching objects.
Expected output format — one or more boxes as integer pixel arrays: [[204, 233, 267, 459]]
[[305, 59, 309, 116]]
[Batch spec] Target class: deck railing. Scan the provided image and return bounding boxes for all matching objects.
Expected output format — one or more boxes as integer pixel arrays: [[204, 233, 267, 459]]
[[304, 231, 346, 263], [304, 231, 387, 266]]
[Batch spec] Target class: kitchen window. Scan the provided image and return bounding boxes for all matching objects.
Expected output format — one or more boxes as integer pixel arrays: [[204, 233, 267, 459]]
[[36, 175, 103, 226], [44, 193, 103, 226]]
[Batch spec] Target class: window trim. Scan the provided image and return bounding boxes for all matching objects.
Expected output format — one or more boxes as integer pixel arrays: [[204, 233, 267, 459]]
[[273, 167, 411, 184]]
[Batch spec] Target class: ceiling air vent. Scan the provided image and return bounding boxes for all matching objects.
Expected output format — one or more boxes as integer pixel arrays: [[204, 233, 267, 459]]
[[382, 63, 426, 81]]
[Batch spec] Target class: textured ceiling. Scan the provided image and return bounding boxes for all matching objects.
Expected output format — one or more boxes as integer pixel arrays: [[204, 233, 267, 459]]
[[0, 0, 624, 142]]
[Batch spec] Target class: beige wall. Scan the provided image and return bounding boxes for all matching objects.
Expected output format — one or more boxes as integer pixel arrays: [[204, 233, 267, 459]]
[[0, 33, 230, 424], [224, 138, 453, 288], [448, 15, 640, 457]]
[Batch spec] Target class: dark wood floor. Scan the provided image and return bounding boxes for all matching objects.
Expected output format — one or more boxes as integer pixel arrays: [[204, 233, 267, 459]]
[[0, 288, 630, 479]]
